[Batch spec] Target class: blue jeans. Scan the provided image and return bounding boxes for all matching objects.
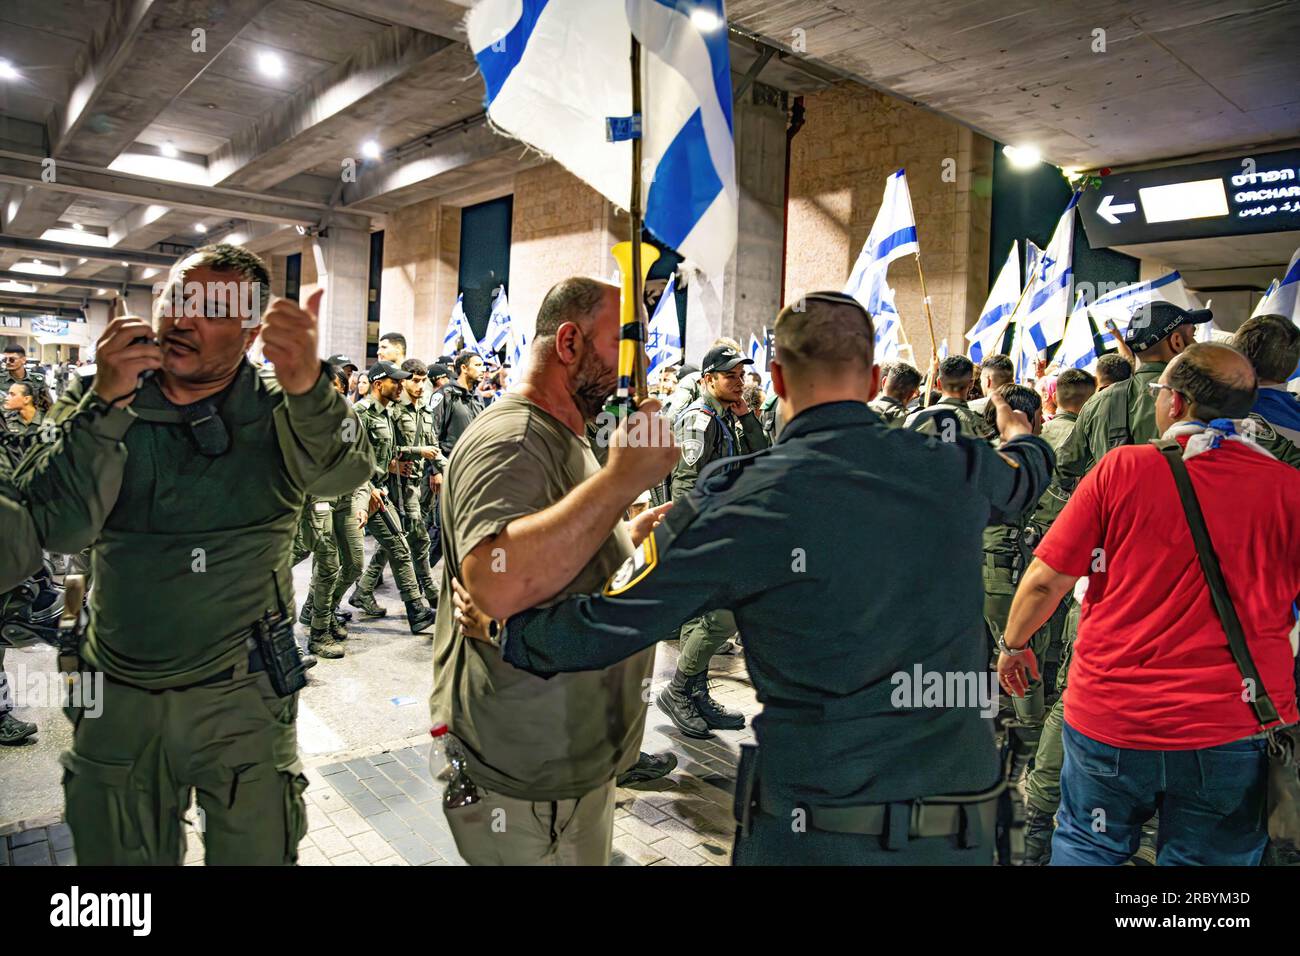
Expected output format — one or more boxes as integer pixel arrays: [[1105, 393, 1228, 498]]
[[1051, 721, 1268, 866]]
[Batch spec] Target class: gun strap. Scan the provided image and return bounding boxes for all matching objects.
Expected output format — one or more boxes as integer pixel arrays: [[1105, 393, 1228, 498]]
[[1151, 438, 1281, 727]]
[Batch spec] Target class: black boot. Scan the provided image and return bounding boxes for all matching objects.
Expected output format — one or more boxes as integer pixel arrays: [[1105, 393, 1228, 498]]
[[308, 627, 344, 659], [405, 599, 436, 635], [348, 588, 388, 618], [655, 670, 712, 739], [328, 614, 349, 641], [0, 713, 38, 745], [617, 751, 678, 787], [1021, 805, 1054, 866], [688, 672, 745, 730], [420, 580, 438, 607], [335, 608, 353, 623]]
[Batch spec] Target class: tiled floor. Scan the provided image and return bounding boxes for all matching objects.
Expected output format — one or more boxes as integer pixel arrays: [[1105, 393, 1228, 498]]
[[1, 639, 756, 866]]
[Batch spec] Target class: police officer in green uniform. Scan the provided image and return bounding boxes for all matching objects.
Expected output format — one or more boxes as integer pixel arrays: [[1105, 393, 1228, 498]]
[[1018, 368, 1095, 864], [1, 344, 50, 430], [358, 359, 442, 603], [658, 343, 771, 739], [1057, 301, 1211, 479], [868, 361, 921, 426], [460, 292, 1054, 865], [347, 361, 437, 633], [904, 355, 995, 441], [13, 244, 374, 864]]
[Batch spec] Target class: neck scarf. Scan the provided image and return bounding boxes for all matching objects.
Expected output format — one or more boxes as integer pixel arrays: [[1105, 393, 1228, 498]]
[[1161, 418, 1277, 461]]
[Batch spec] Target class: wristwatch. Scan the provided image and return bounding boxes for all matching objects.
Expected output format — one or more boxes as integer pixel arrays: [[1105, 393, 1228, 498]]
[[995, 634, 1026, 656]]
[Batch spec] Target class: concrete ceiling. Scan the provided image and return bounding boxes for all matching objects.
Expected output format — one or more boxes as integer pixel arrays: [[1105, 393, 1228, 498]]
[[727, 0, 1300, 169]]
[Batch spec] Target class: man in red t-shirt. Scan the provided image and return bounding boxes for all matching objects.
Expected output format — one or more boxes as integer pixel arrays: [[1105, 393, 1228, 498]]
[[998, 342, 1300, 866]]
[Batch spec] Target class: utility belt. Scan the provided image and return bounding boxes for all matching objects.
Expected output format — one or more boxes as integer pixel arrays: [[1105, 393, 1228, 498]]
[[97, 611, 306, 697], [735, 745, 1004, 849], [983, 553, 1018, 571]]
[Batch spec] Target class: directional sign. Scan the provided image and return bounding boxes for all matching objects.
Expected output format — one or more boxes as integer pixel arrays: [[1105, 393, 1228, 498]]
[[1079, 148, 1300, 248]]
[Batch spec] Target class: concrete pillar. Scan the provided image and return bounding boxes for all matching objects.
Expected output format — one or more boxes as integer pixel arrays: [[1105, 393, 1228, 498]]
[[720, 83, 788, 348], [310, 225, 370, 362]]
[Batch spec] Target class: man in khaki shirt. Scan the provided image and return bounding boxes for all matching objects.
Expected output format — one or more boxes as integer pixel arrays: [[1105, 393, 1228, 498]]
[[431, 277, 677, 865]]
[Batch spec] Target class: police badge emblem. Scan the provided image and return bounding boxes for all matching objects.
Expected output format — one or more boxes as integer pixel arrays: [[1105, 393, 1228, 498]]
[[682, 437, 704, 465]]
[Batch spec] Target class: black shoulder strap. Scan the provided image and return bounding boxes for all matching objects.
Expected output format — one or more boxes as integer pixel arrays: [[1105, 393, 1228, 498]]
[[1151, 437, 1281, 727]]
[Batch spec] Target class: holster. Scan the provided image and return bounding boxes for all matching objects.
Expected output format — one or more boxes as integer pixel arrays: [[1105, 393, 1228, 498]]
[[249, 610, 307, 697]]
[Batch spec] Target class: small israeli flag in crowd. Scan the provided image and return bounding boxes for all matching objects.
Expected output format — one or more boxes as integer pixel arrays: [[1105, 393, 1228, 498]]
[[967, 242, 1020, 363], [844, 169, 919, 317], [506, 326, 529, 387], [482, 286, 512, 356], [874, 286, 903, 364], [1252, 278, 1281, 319], [747, 331, 772, 391], [646, 273, 683, 374], [1091, 271, 1198, 350], [1258, 248, 1300, 323], [468, 0, 737, 279], [1019, 192, 1079, 357], [442, 294, 475, 354], [1055, 291, 1099, 371]]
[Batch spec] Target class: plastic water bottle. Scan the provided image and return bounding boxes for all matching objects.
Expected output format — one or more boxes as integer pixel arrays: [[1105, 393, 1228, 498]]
[[443, 734, 482, 809], [428, 724, 453, 782]]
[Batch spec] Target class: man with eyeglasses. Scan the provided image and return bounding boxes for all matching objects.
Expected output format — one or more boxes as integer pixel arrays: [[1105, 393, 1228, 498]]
[[1058, 301, 1210, 479], [13, 243, 373, 865]]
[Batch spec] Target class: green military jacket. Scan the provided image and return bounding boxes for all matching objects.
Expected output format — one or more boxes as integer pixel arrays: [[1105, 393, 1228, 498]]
[[904, 396, 995, 442], [1057, 362, 1165, 480], [1030, 411, 1079, 532], [356, 396, 399, 486], [867, 394, 909, 426], [670, 389, 770, 500], [15, 363, 372, 688], [1, 366, 49, 429], [392, 396, 441, 483]]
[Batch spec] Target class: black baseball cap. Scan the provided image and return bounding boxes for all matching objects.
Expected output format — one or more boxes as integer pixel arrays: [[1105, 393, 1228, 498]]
[[1121, 301, 1212, 352], [367, 360, 410, 383], [676, 363, 699, 381], [428, 363, 451, 380], [700, 346, 752, 374], [327, 353, 358, 371]]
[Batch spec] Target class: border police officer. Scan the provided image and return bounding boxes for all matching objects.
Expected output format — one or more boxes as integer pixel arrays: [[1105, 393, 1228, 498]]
[[904, 355, 994, 440]]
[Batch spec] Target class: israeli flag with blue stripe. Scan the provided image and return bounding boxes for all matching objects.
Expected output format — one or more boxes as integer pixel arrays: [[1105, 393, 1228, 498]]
[[967, 242, 1019, 363], [442, 293, 478, 355], [874, 285, 903, 363], [1090, 271, 1198, 350], [506, 326, 529, 387], [747, 331, 772, 391], [1252, 279, 1281, 319], [468, 0, 737, 279], [1018, 192, 1078, 358], [1258, 247, 1300, 323], [844, 169, 919, 317], [646, 273, 683, 374], [482, 286, 512, 356], [1056, 292, 1099, 371]]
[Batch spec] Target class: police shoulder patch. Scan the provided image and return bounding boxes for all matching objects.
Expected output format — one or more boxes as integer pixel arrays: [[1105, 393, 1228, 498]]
[[429, 393, 443, 410], [605, 533, 658, 596], [682, 437, 704, 465]]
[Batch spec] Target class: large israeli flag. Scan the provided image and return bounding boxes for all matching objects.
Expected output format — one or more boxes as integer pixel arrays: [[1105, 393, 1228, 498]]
[[646, 273, 683, 374], [844, 169, 919, 317], [467, 0, 737, 279], [967, 242, 1020, 363], [482, 286, 512, 356], [1090, 271, 1198, 351], [442, 293, 478, 355], [1258, 248, 1300, 323], [874, 285, 903, 364], [1019, 192, 1078, 358]]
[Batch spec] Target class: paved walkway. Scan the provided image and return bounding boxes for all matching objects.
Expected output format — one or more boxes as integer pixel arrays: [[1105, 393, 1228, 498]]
[[0, 640, 755, 866]]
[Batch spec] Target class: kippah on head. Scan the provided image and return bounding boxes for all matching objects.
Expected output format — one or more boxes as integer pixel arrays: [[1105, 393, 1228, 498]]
[[774, 292, 874, 377]]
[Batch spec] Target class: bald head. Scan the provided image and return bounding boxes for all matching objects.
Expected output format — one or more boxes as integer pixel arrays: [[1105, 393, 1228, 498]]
[[770, 292, 879, 419], [1157, 342, 1257, 431]]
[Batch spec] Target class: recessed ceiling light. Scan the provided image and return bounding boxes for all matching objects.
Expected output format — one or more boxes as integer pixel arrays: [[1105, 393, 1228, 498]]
[[121, 261, 130, 268], [33, 259, 42, 266], [161, 141, 178, 158], [97, 289, 107, 295], [142, 268, 158, 279], [78, 258, 87, 265], [690, 8, 723, 31], [0, 60, 20, 81], [195, 223, 208, 234], [258, 51, 284, 78], [72, 222, 84, 231], [361, 140, 381, 160]]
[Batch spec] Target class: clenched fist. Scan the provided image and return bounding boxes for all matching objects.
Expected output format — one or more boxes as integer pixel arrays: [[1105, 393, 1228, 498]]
[[92, 317, 163, 407], [262, 288, 324, 396]]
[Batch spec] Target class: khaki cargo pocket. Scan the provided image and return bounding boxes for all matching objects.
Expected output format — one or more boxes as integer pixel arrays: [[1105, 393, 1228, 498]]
[[60, 750, 152, 862]]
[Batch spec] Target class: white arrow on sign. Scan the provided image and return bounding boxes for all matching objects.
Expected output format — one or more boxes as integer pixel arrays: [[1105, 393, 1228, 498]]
[[1097, 194, 1137, 225]]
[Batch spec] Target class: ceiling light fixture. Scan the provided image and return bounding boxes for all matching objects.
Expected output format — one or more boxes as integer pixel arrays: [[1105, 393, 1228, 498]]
[[361, 140, 381, 160], [0, 60, 20, 81], [161, 141, 178, 158], [258, 51, 284, 78], [72, 222, 84, 231], [195, 223, 208, 234], [1003, 144, 1042, 169]]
